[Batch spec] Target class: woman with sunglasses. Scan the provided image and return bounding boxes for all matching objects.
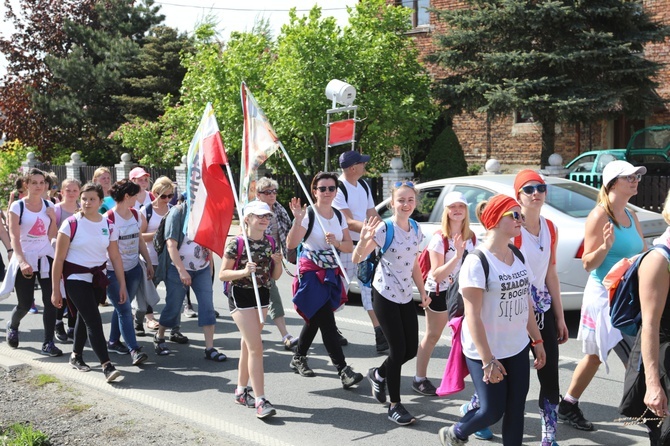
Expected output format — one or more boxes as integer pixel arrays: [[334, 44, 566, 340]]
[[558, 160, 647, 431], [354, 181, 431, 426], [137, 176, 175, 335], [439, 194, 545, 445], [286, 172, 363, 389]]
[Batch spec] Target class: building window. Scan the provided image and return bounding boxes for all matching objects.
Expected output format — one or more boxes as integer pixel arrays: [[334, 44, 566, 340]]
[[396, 0, 430, 28]]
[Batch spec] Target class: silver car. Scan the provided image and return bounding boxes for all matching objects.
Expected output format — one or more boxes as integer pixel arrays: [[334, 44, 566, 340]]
[[349, 175, 666, 310]]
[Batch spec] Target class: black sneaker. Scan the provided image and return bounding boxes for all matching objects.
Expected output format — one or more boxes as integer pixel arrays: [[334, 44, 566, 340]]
[[131, 348, 148, 366], [153, 334, 171, 356], [108, 340, 130, 355], [367, 367, 387, 403], [66, 327, 75, 340], [290, 355, 315, 377], [169, 330, 189, 344], [256, 399, 277, 419], [339, 365, 364, 389], [134, 323, 146, 337], [6, 322, 19, 348], [375, 326, 389, 353], [69, 354, 91, 372], [235, 388, 255, 408], [337, 329, 348, 346], [103, 363, 121, 383], [412, 378, 437, 396], [40, 341, 63, 357], [558, 398, 594, 431], [388, 402, 416, 426], [55, 322, 68, 343]]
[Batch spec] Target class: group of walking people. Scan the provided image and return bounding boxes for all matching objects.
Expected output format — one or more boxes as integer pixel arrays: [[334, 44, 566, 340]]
[[2, 154, 670, 443]]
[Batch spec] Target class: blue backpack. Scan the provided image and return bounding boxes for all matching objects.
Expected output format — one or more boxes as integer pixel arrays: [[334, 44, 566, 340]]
[[356, 218, 419, 287], [607, 244, 670, 337]]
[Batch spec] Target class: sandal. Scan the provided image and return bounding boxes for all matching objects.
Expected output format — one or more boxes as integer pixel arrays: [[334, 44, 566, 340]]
[[146, 319, 160, 330], [204, 348, 227, 362]]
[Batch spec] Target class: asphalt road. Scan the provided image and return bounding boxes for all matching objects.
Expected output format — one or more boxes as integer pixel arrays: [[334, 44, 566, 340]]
[[0, 250, 651, 446]]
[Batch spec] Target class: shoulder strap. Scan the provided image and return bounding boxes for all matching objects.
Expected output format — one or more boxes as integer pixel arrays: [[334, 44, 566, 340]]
[[471, 249, 490, 290], [358, 178, 371, 197], [303, 206, 316, 241], [545, 217, 557, 259], [232, 235, 245, 271], [66, 214, 79, 241], [409, 218, 419, 236], [338, 181, 349, 202], [149, 192, 155, 201], [55, 204, 62, 225], [435, 230, 449, 253], [18, 199, 24, 225], [105, 210, 115, 224], [333, 207, 343, 225], [265, 234, 277, 252], [146, 203, 153, 223], [381, 219, 395, 254], [471, 233, 477, 245], [513, 234, 522, 248], [130, 208, 139, 222], [509, 243, 525, 263]]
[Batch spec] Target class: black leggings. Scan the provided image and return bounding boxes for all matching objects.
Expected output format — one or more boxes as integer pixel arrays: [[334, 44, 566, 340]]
[[532, 305, 560, 407], [372, 288, 418, 403], [295, 303, 346, 372], [65, 280, 110, 364], [9, 257, 56, 344]]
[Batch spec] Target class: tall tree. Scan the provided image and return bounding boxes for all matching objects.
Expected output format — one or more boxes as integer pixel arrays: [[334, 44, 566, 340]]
[[430, 0, 670, 165]]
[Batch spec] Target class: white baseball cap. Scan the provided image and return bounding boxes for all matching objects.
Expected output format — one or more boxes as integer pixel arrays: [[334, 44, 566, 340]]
[[443, 191, 468, 208], [602, 160, 646, 187], [243, 201, 274, 218]]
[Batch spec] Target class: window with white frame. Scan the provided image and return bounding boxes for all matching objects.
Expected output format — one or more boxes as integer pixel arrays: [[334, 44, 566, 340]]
[[396, 0, 430, 28]]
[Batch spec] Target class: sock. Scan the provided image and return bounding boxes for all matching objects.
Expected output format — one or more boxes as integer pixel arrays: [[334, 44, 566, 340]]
[[235, 385, 246, 395], [414, 376, 425, 382], [468, 393, 481, 411], [540, 399, 558, 442], [255, 395, 266, 407], [375, 370, 385, 382], [564, 394, 578, 404]]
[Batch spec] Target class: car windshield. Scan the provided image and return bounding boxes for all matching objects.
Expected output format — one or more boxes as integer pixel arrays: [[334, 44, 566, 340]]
[[546, 182, 597, 218]]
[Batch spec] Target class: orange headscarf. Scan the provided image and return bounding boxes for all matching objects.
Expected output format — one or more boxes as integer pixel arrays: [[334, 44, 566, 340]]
[[480, 194, 520, 230], [513, 170, 545, 199]]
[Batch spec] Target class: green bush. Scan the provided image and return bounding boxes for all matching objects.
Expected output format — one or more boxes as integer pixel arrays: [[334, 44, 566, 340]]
[[421, 127, 468, 181], [1, 422, 50, 446], [468, 163, 482, 176]]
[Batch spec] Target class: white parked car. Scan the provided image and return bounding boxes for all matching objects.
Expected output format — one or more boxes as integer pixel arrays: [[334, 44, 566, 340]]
[[348, 175, 666, 311]]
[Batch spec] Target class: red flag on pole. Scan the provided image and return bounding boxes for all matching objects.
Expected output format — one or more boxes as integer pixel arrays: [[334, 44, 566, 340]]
[[328, 118, 356, 146]]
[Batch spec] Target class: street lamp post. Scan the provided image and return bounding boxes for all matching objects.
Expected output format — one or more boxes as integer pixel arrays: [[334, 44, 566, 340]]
[[324, 79, 358, 171]]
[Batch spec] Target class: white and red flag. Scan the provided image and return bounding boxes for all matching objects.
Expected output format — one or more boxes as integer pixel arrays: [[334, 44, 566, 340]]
[[185, 103, 234, 257], [240, 82, 280, 206]]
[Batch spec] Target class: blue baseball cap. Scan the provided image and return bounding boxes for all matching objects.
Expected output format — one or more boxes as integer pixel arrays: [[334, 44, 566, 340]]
[[339, 150, 371, 169]]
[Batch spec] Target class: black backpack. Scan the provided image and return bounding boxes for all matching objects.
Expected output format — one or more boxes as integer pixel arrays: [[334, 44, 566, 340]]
[[338, 179, 371, 202], [153, 204, 184, 255], [286, 206, 343, 264]]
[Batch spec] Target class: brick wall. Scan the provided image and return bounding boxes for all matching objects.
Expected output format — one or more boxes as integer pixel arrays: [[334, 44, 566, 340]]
[[393, 0, 670, 168]]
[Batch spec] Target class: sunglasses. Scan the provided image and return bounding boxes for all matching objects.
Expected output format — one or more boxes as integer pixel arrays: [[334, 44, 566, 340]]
[[254, 214, 272, 220], [259, 189, 278, 196], [502, 211, 524, 222], [394, 181, 415, 188], [619, 174, 642, 183], [520, 184, 547, 195], [315, 186, 337, 192], [160, 193, 174, 199]]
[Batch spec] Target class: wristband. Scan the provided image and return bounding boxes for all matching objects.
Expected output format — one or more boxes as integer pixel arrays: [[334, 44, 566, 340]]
[[531, 339, 544, 347], [6, 248, 13, 252], [481, 356, 496, 370]]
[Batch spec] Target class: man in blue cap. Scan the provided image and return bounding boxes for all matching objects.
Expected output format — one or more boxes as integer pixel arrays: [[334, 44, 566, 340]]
[[333, 150, 388, 354]]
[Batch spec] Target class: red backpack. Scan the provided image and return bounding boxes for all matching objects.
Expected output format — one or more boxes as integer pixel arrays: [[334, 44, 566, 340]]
[[418, 230, 477, 293]]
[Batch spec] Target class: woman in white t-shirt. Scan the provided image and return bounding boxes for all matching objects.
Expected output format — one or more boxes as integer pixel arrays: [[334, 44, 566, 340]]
[[50, 183, 124, 382], [286, 172, 362, 389], [353, 181, 430, 426], [414, 191, 477, 397], [438, 194, 545, 446], [104, 180, 153, 366], [5, 168, 61, 357]]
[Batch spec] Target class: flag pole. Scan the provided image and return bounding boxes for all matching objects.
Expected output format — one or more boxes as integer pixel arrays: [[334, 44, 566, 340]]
[[222, 162, 265, 324], [278, 142, 350, 285]]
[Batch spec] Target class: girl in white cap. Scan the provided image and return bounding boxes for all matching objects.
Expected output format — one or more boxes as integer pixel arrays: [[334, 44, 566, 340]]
[[219, 200, 282, 419], [413, 191, 478, 396]]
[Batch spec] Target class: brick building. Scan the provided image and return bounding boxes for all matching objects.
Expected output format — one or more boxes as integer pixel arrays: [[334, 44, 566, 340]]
[[392, 0, 670, 168]]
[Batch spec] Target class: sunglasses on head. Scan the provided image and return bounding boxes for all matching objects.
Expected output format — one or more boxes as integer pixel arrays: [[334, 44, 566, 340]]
[[502, 211, 524, 222], [315, 186, 337, 192], [520, 184, 547, 195], [394, 181, 415, 188], [619, 174, 642, 183], [259, 189, 278, 196], [160, 193, 174, 199]]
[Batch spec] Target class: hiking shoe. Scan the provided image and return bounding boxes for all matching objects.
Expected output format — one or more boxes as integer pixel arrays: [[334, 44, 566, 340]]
[[337, 328, 348, 346], [183, 304, 197, 318], [108, 340, 130, 355], [283, 335, 299, 351], [558, 398, 594, 431], [235, 388, 255, 408], [6, 322, 18, 348], [169, 330, 189, 344], [375, 326, 389, 353], [131, 348, 148, 366], [290, 355, 315, 377], [412, 378, 437, 396], [134, 323, 146, 337], [55, 322, 68, 343], [367, 367, 387, 403], [40, 341, 63, 357], [153, 334, 171, 356], [69, 354, 91, 372], [388, 402, 416, 426], [339, 365, 364, 389], [256, 399, 276, 419], [460, 403, 493, 440], [438, 425, 468, 445], [103, 363, 121, 382]]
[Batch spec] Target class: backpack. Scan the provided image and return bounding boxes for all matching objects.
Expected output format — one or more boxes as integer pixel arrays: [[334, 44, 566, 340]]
[[18, 198, 51, 225], [65, 214, 112, 242], [105, 208, 139, 224], [356, 218, 419, 287], [223, 234, 277, 296], [338, 179, 371, 202], [604, 244, 670, 337], [153, 204, 187, 255], [286, 206, 344, 264], [513, 217, 557, 258], [418, 230, 477, 292]]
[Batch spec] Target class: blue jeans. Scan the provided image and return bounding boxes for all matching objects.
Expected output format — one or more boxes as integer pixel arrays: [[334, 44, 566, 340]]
[[458, 345, 530, 446], [107, 262, 142, 351], [162, 264, 215, 328]]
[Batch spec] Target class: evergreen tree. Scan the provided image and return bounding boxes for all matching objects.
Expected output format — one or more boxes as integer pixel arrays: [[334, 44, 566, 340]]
[[430, 0, 670, 165]]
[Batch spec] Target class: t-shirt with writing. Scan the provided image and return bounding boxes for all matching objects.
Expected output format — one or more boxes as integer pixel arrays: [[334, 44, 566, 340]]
[[332, 176, 375, 242], [372, 220, 424, 304], [106, 211, 140, 271], [9, 199, 54, 255], [459, 246, 534, 360], [224, 236, 277, 289], [60, 216, 118, 282], [425, 233, 477, 293]]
